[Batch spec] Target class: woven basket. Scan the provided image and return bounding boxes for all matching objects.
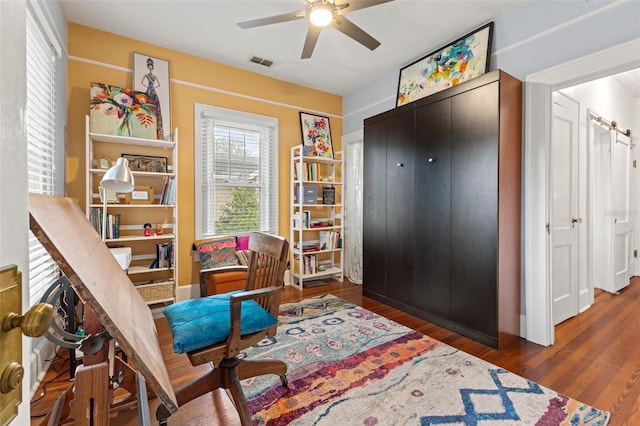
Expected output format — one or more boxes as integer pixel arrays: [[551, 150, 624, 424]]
[[136, 281, 174, 303]]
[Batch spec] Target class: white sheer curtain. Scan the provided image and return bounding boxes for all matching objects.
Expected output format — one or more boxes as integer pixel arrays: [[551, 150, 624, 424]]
[[343, 131, 364, 284]]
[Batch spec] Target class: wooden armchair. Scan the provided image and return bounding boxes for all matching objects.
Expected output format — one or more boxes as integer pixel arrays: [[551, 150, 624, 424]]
[[159, 232, 289, 425]]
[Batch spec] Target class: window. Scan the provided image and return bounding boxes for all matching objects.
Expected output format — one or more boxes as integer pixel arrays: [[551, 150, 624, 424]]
[[195, 105, 278, 239], [26, 6, 61, 306]]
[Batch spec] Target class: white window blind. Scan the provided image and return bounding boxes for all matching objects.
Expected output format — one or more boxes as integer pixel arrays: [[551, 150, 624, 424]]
[[26, 8, 60, 306], [195, 104, 278, 239]]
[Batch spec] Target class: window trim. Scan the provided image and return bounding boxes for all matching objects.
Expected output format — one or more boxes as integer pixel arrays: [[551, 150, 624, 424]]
[[26, 3, 62, 306], [194, 104, 279, 239]]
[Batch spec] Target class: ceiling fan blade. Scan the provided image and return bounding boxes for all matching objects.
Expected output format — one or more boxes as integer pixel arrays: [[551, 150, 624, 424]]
[[237, 10, 305, 29], [331, 16, 381, 51], [301, 25, 322, 59], [337, 0, 394, 14]]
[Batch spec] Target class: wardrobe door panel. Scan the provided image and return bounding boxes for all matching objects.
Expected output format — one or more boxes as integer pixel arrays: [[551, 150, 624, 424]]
[[385, 110, 415, 304], [450, 82, 500, 337], [363, 120, 389, 296], [414, 100, 451, 318]]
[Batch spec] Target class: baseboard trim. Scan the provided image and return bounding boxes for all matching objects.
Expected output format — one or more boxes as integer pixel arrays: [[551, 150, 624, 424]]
[[176, 283, 199, 301], [29, 338, 56, 397]]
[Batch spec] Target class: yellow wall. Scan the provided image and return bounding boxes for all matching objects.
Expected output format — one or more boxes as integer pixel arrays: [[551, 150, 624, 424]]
[[66, 24, 342, 287]]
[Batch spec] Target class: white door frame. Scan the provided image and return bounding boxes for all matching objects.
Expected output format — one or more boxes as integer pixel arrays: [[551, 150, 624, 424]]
[[524, 39, 640, 347]]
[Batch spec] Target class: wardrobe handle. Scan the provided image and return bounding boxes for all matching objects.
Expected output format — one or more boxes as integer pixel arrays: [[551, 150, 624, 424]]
[[427, 157, 435, 163], [396, 163, 404, 167]]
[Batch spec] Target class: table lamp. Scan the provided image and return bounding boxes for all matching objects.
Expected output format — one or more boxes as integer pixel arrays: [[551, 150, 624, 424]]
[[100, 157, 134, 240]]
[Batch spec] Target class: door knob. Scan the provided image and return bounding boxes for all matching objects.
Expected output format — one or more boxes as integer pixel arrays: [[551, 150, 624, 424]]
[[396, 163, 404, 167], [427, 157, 436, 163], [0, 362, 24, 394], [2, 302, 54, 338], [571, 217, 583, 224]]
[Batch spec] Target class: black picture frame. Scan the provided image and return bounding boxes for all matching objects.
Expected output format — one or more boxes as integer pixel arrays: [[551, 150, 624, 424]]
[[121, 153, 168, 173], [396, 22, 494, 107], [299, 111, 334, 158]]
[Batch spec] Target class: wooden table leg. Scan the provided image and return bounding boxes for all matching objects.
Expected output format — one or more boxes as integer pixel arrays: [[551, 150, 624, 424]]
[[71, 362, 112, 426]]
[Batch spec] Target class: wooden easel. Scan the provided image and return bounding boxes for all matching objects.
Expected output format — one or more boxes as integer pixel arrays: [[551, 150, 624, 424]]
[[29, 194, 177, 425]]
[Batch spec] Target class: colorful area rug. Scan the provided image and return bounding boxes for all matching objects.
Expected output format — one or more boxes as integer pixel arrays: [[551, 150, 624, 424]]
[[242, 294, 610, 425]]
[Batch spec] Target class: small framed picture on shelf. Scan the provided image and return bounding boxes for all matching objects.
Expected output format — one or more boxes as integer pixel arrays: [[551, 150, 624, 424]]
[[98, 155, 111, 170], [322, 187, 336, 204], [121, 153, 168, 173], [125, 185, 154, 204], [99, 186, 118, 203]]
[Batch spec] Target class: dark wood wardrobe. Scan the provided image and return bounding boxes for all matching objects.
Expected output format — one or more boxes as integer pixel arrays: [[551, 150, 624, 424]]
[[363, 70, 522, 349]]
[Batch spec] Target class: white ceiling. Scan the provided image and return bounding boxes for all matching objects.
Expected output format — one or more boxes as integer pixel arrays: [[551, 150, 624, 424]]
[[59, 0, 524, 96], [613, 69, 640, 98]]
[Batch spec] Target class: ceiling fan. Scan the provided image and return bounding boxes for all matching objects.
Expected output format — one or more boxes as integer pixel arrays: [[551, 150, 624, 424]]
[[237, 0, 393, 59]]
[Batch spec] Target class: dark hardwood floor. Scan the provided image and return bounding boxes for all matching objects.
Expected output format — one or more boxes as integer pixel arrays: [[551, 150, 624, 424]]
[[31, 277, 640, 425]]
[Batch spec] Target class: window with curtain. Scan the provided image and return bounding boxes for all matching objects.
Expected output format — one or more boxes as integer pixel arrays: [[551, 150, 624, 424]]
[[26, 6, 61, 306], [195, 104, 278, 239]]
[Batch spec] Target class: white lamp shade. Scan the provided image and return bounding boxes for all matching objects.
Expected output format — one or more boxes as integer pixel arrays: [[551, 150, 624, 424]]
[[101, 157, 135, 193], [309, 4, 333, 27]]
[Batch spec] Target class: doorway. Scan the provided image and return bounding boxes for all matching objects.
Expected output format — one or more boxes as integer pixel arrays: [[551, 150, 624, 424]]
[[550, 86, 637, 327], [525, 39, 640, 346]]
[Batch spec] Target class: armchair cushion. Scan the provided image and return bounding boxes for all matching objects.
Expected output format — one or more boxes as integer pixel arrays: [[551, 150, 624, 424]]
[[236, 234, 250, 250], [195, 236, 239, 270], [164, 291, 277, 354]]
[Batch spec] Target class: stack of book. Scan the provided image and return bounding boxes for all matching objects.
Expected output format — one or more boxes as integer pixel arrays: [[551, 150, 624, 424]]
[[150, 241, 173, 269], [295, 162, 320, 181], [159, 177, 176, 205], [318, 231, 341, 250], [89, 208, 120, 239], [292, 253, 317, 275]]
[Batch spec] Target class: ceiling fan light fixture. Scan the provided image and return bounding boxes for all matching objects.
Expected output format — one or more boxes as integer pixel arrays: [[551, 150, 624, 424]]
[[309, 3, 333, 27]]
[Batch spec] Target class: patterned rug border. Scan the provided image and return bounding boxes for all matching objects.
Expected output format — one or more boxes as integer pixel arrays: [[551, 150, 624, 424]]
[[242, 293, 610, 426]]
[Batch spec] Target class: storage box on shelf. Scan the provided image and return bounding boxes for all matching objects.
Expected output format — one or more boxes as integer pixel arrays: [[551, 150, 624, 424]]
[[289, 145, 343, 289], [85, 115, 178, 307]]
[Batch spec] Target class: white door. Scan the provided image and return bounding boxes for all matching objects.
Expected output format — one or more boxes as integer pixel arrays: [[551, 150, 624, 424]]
[[551, 92, 580, 325], [1, 0, 31, 422], [612, 133, 634, 291], [591, 120, 613, 292]]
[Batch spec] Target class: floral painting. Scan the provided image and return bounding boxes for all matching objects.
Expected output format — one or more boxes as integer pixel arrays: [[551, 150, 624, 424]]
[[299, 112, 334, 158], [396, 22, 493, 107], [89, 82, 158, 139]]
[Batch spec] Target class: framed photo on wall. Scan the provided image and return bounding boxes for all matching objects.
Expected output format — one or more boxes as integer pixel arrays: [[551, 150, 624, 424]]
[[396, 22, 494, 107], [133, 53, 171, 141], [299, 112, 334, 158]]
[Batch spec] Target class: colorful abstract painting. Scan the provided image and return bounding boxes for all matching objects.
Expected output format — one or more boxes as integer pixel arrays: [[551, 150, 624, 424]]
[[300, 112, 334, 158], [397, 22, 493, 107], [89, 82, 159, 139]]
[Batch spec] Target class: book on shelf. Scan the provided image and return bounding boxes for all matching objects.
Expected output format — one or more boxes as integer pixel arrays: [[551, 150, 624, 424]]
[[295, 162, 303, 181], [292, 253, 318, 275], [318, 231, 340, 250], [160, 177, 176, 205], [306, 163, 319, 181], [89, 208, 120, 239], [150, 241, 174, 269]]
